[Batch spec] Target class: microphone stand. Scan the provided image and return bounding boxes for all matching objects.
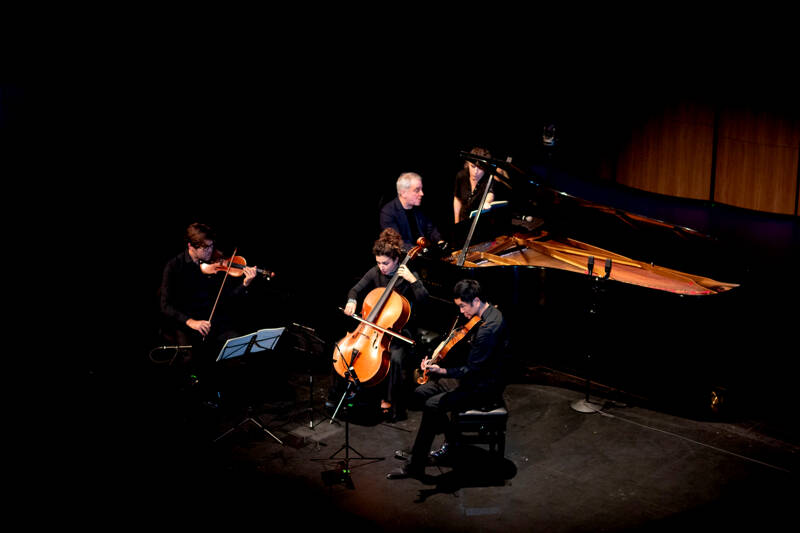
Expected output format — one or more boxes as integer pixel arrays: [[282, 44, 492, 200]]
[[571, 257, 612, 413], [457, 168, 496, 267], [455, 151, 515, 267], [312, 343, 384, 488]]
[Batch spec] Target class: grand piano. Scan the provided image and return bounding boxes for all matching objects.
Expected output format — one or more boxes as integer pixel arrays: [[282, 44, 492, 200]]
[[413, 153, 741, 414]]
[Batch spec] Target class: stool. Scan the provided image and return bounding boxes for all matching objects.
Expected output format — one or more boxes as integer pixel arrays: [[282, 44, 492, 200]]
[[451, 400, 508, 456]]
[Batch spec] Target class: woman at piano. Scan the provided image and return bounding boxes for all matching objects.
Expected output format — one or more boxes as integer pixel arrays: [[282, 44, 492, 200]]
[[342, 228, 430, 422], [453, 146, 497, 224]]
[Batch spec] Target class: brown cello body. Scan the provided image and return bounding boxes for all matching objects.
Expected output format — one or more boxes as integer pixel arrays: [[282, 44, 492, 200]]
[[333, 237, 427, 387], [333, 287, 411, 387]]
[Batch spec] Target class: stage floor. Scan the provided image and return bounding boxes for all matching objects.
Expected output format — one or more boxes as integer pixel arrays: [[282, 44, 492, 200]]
[[77, 359, 798, 531]]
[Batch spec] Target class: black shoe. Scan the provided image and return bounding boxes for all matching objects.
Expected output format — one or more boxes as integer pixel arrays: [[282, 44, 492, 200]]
[[386, 462, 424, 480], [201, 400, 220, 409], [394, 449, 411, 461], [395, 449, 436, 466], [384, 408, 407, 423], [429, 442, 451, 460]]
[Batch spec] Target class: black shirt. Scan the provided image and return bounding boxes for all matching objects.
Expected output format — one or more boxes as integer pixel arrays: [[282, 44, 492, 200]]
[[445, 304, 509, 392], [348, 265, 429, 308], [347, 265, 429, 331], [379, 197, 442, 249], [454, 168, 496, 222], [159, 250, 248, 332]]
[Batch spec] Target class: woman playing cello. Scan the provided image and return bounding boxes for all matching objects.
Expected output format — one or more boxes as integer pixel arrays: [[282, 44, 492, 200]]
[[339, 228, 429, 422]]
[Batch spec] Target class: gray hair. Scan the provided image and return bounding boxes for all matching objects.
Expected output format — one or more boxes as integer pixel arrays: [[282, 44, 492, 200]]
[[396, 172, 422, 194]]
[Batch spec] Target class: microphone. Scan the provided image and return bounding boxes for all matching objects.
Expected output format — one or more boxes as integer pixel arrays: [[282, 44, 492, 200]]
[[157, 345, 192, 350]]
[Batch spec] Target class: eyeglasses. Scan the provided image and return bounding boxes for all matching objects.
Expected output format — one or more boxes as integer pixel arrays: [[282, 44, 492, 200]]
[[191, 242, 214, 250]]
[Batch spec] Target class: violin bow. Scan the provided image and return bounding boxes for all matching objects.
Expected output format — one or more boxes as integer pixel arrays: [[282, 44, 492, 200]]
[[206, 247, 237, 332]]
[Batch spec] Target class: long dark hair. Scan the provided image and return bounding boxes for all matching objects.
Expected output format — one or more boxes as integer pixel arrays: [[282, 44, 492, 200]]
[[463, 146, 491, 169]]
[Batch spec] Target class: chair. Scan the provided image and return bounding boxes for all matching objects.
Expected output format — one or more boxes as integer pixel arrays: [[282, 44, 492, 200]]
[[451, 399, 508, 456]]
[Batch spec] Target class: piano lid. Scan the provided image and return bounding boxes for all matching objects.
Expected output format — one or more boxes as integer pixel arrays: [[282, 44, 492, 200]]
[[442, 232, 738, 295], [440, 153, 739, 296]]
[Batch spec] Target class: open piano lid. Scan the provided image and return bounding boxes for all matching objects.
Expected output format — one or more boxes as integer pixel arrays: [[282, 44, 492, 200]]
[[444, 232, 738, 295], [443, 154, 739, 296]]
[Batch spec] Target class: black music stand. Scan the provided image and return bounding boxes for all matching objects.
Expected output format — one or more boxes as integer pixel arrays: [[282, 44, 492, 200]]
[[212, 327, 285, 444], [282, 323, 333, 429]]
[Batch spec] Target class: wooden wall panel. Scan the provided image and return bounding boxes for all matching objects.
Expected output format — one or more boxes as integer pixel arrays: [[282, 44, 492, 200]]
[[616, 102, 715, 201], [714, 110, 800, 215]]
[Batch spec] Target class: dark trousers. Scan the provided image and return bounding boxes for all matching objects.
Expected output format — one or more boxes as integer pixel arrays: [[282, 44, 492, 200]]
[[383, 343, 407, 409], [408, 378, 498, 470], [164, 324, 239, 398]]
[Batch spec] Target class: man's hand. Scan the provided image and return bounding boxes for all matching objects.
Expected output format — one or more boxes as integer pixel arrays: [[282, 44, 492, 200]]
[[187, 318, 211, 336], [242, 266, 257, 287]]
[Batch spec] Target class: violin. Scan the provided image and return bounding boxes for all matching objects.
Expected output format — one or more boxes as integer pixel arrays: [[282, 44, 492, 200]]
[[415, 314, 481, 385], [200, 252, 275, 279], [332, 238, 427, 388]]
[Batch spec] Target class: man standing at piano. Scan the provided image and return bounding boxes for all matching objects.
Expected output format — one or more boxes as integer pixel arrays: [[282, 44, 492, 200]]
[[387, 278, 510, 480], [379, 172, 445, 251]]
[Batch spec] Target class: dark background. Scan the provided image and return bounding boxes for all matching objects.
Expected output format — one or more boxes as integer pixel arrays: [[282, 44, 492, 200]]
[[4, 44, 798, 426]]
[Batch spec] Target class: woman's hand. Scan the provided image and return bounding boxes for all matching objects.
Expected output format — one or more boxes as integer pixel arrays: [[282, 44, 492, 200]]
[[397, 264, 417, 284]]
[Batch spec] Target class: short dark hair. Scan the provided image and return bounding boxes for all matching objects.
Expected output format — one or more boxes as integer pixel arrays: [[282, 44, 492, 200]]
[[185, 222, 215, 248], [454, 279, 482, 302]]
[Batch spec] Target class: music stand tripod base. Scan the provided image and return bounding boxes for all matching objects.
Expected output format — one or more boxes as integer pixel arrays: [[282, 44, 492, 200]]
[[213, 414, 283, 445], [312, 378, 383, 488], [212, 328, 286, 444]]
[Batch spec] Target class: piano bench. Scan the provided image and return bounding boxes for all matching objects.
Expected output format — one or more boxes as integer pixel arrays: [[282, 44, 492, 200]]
[[452, 401, 508, 457]]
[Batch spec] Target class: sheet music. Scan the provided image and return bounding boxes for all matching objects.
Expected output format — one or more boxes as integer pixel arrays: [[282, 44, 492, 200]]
[[469, 200, 509, 219], [216, 327, 285, 362]]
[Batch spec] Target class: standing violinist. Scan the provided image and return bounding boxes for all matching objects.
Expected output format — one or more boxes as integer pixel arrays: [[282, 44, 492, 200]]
[[158, 222, 258, 399], [341, 227, 429, 422], [387, 278, 509, 480]]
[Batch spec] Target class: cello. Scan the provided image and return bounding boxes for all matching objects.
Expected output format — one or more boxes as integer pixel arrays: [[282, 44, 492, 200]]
[[333, 238, 427, 388]]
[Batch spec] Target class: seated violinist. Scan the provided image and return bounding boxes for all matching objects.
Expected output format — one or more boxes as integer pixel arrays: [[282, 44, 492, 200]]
[[338, 228, 429, 422], [158, 222, 259, 397], [387, 279, 509, 480]]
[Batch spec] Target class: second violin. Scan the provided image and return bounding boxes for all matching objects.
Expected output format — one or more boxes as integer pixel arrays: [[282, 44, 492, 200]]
[[415, 314, 480, 385]]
